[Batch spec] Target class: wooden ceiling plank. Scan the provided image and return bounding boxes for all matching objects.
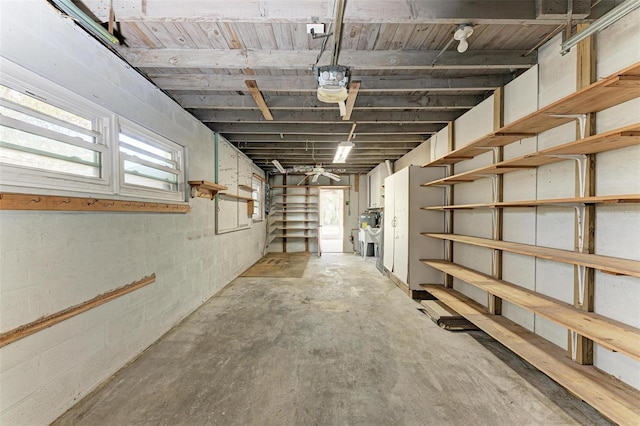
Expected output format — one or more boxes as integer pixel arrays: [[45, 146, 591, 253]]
[[244, 80, 274, 121]]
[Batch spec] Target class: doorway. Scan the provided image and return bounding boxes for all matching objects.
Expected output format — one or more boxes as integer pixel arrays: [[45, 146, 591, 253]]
[[319, 189, 344, 253]]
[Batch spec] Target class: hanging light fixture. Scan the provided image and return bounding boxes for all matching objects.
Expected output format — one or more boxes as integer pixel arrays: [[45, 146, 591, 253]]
[[454, 25, 474, 53], [333, 141, 354, 163], [316, 65, 351, 116]]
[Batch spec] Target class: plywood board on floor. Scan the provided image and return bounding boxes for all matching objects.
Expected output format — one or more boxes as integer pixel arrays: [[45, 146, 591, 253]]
[[240, 252, 310, 278]]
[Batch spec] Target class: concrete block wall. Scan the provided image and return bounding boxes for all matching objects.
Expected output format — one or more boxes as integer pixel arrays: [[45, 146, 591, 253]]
[[0, 1, 266, 424]]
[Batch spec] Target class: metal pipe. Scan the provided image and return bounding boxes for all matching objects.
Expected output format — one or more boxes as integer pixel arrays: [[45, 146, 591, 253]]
[[561, 0, 640, 55], [331, 0, 347, 65]]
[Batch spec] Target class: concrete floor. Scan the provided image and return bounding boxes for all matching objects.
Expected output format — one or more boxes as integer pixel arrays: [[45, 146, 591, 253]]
[[54, 253, 609, 426]]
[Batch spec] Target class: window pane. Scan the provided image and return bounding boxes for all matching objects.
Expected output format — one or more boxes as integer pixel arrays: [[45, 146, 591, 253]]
[[0, 84, 92, 130], [120, 134, 173, 161], [0, 105, 94, 143], [0, 146, 100, 177], [124, 160, 178, 190], [0, 126, 100, 177], [120, 145, 175, 169]]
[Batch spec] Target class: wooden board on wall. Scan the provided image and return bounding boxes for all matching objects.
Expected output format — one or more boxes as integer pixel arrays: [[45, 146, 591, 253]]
[[217, 138, 240, 233]]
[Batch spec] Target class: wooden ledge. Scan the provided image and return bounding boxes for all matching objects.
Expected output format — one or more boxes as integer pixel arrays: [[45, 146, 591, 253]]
[[0, 193, 190, 213], [421, 260, 640, 360], [189, 180, 227, 200], [422, 284, 640, 425], [420, 194, 640, 210], [423, 233, 640, 278]]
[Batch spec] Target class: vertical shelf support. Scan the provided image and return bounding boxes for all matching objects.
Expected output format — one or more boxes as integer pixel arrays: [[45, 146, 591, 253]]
[[568, 23, 596, 365], [488, 88, 504, 315]]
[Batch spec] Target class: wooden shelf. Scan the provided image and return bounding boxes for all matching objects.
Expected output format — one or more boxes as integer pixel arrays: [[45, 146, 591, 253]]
[[270, 234, 317, 239], [423, 233, 640, 278], [0, 193, 190, 213], [271, 185, 351, 189], [421, 194, 640, 210], [274, 201, 317, 205], [422, 123, 640, 187], [270, 210, 318, 214], [188, 180, 228, 200], [421, 284, 640, 426], [272, 227, 317, 231], [421, 260, 640, 360], [424, 62, 640, 168], [273, 193, 318, 197], [219, 193, 254, 217], [238, 184, 255, 192]]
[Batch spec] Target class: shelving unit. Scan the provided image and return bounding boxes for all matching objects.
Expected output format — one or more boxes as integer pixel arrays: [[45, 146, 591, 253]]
[[418, 61, 640, 423], [268, 185, 319, 255]]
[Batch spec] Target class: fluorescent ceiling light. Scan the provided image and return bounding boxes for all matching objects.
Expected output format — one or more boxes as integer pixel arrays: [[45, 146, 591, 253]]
[[561, 0, 640, 55], [271, 159, 286, 173], [51, 0, 119, 45], [333, 141, 354, 163]]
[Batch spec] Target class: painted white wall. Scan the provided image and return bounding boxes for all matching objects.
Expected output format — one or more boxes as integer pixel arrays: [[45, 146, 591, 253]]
[[394, 139, 431, 171], [0, 1, 266, 424]]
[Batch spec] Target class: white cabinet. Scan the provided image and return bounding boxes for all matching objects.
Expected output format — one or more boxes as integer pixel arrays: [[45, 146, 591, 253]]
[[383, 166, 446, 290], [367, 163, 390, 208]]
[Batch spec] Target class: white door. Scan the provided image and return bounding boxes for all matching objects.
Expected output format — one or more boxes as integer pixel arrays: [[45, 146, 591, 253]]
[[383, 173, 395, 271], [393, 168, 409, 283]]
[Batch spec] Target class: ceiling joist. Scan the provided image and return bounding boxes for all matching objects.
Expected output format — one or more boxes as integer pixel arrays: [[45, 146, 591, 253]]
[[124, 49, 536, 70], [176, 94, 482, 110], [80, 0, 604, 24], [192, 109, 461, 123], [208, 123, 440, 134], [153, 74, 510, 91]]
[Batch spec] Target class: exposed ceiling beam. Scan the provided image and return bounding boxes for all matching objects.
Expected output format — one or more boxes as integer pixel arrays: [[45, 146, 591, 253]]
[[80, 0, 606, 24], [209, 123, 442, 134], [244, 80, 273, 120], [342, 82, 360, 121], [124, 49, 536, 70], [235, 143, 420, 150], [192, 110, 461, 123], [152, 74, 509, 91], [175, 94, 482, 110], [222, 134, 424, 143]]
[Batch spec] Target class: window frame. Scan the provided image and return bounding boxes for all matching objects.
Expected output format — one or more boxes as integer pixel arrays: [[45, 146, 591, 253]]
[[251, 175, 264, 221], [0, 63, 113, 195], [0, 58, 187, 203], [116, 117, 186, 202]]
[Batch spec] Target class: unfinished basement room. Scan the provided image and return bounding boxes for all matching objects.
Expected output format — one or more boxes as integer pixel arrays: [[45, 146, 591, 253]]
[[1, 0, 639, 425]]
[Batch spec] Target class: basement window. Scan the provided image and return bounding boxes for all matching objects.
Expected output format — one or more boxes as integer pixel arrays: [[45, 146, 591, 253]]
[[0, 59, 186, 203], [118, 120, 185, 202], [252, 178, 263, 220], [0, 82, 110, 192]]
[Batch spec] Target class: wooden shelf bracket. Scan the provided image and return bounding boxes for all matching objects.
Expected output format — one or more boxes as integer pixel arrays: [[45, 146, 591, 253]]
[[188, 180, 228, 200]]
